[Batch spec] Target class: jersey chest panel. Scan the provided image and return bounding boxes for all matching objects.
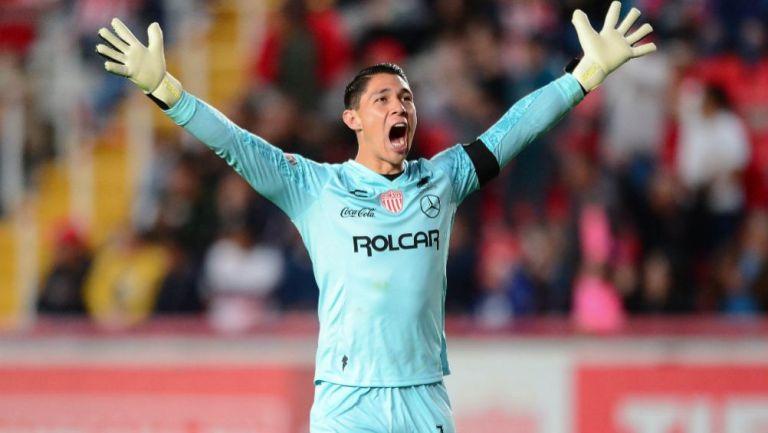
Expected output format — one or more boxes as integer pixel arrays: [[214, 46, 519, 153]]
[[296, 166, 456, 311]]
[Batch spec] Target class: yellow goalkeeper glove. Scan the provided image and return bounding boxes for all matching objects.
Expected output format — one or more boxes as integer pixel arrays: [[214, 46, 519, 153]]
[[96, 18, 182, 109], [571, 1, 657, 92]]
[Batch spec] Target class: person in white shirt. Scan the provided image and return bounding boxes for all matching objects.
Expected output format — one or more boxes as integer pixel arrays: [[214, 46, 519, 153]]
[[677, 81, 751, 243]]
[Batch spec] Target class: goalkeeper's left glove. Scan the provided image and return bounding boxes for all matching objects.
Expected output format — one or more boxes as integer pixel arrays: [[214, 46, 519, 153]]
[[571, 1, 657, 92], [95, 18, 182, 109]]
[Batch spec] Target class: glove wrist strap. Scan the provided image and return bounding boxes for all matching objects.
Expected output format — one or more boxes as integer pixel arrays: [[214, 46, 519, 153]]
[[572, 57, 606, 93], [146, 72, 183, 109]]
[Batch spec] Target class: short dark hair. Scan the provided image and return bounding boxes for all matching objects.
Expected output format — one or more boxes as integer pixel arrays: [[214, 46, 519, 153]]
[[343, 63, 409, 109]]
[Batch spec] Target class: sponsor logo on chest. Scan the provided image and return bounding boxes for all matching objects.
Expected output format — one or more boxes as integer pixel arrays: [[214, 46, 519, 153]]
[[420, 195, 440, 218], [353, 230, 440, 257], [340, 207, 375, 218]]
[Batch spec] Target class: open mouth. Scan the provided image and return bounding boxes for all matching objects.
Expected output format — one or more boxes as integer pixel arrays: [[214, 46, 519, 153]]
[[388, 122, 408, 153]]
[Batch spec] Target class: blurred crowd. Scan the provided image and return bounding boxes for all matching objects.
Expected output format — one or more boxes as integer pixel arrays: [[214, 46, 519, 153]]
[[4, 0, 768, 331]]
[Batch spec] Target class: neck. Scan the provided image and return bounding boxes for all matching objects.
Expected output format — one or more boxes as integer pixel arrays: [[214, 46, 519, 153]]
[[354, 152, 405, 175]]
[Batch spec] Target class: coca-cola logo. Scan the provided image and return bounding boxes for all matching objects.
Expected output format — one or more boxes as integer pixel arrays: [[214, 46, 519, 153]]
[[340, 207, 375, 218]]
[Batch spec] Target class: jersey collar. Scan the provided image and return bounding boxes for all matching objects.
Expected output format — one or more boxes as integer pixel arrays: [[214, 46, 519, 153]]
[[345, 159, 412, 187]]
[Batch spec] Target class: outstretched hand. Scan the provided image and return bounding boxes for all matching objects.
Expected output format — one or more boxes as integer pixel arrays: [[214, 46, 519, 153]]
[[96, 18, 182, 108], [571, 1, 657, 92]]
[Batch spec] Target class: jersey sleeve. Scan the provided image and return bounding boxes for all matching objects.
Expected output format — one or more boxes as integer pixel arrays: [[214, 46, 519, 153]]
[[430, 144, 480, 205], [479, 74, 584, 169], [431, 74, 584, 205], [163, 91, 332, 220]]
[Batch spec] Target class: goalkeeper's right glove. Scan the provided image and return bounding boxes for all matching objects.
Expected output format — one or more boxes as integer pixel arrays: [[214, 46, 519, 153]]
[[570, 1, 657, 92], [96, 18, 182, 109]]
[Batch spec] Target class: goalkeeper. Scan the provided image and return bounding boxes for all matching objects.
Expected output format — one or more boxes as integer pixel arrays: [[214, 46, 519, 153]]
[[96, 2, 655, 432]]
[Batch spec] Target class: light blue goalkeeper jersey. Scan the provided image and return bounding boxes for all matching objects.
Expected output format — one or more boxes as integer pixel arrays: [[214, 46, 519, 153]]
[[164, 74, 584, 387]]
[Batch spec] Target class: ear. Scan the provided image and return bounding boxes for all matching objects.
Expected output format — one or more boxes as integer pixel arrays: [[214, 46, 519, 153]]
[[342, 109, 362, 132]]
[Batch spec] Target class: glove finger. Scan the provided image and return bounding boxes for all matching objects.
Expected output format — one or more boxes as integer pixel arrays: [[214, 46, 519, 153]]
[[98, 27, 129, 52], [616, 8, 641, 35], [95, 44, 127, 63], [104, 61, 130, 77], [111, 18, 141, 46], [602, 1, 621, 32], [147, 22, 164, 53], [572, 9, 597, 43], [626, 23, 653, 45], [632, 42, 657, 58]]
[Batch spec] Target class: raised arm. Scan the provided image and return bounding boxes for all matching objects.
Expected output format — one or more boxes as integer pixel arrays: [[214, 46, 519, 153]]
[[476, 1, 656, 172], [95, 19, 330, 219], [478, 75, 584, 172]]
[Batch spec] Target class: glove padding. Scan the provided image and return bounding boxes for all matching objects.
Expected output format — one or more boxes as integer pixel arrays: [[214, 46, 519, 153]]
[[571, 1, 657, 92], [96, 18, 182, 109]]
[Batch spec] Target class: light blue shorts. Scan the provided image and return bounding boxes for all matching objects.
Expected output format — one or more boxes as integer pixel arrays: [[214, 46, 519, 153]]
[[310, 381, 455, 433]]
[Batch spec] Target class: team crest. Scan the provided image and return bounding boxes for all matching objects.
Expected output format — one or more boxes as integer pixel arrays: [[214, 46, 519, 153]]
[[380, 190, 404, 214]]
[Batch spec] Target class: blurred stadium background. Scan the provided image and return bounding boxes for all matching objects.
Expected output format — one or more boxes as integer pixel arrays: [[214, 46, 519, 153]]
[[1, 0, 768, 432]]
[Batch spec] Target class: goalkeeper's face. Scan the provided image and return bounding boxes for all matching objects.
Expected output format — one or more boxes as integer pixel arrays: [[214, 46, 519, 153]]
[[343, 73, 417, 174]]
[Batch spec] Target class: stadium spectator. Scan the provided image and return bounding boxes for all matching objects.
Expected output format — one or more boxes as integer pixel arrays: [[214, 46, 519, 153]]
[[152, 238, 204, 314], [676, 82, 751, 250], [203, 220, 285, 333], [716, 209, 768, 315], [148, 151, 217, 259], [625, 250, 681, 314], [445, 213, 480, 314], [0, 2, 38, 58], [276, 229, 319, 311], [133, 130, 184, 234], [600, 49, 670, 183], [83, 229, 170, 328], [475, 221, 519, 328], [37, 223, 92, 315], [571, 203, 626, 332], [203, 172, 285, 333], [506, 221, 562, 316], [623, 168, 696, 313], [252, 0, 351, 110], [714, 248, 760, 316]]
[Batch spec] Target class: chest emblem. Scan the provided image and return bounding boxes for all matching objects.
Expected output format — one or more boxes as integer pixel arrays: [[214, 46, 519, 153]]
[[380, 190, 404, 214], [420, 195, 441, 218]]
